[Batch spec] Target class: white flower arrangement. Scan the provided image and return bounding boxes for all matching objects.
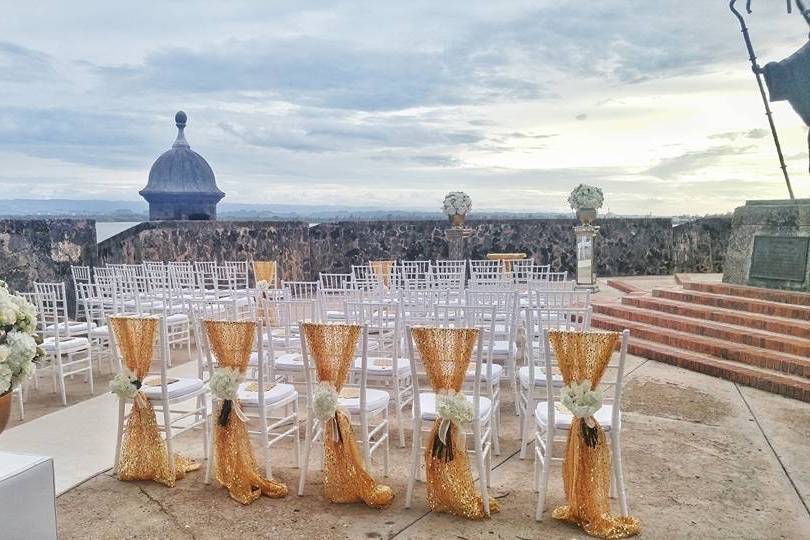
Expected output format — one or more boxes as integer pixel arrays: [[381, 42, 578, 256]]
[[256, 280, 270, 290], [436, 390, 474, 425], [210, 367, 243, 401], [0, 280, 44, 395], [567, 184, 604, 210], [313, 381, 339, 422], [560, 379, 603, 418], [442, 191, 472, 216], [109, 370, 140, 399]]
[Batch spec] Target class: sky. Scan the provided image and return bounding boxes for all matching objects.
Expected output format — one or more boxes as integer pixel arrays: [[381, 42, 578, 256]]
[[1, 0, 809, 215]]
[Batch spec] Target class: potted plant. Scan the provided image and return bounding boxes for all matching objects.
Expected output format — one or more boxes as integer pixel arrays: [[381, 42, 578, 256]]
[[567, 184, 605, 224], [442, 191, 472, 227], [0, 280, 43, 434]]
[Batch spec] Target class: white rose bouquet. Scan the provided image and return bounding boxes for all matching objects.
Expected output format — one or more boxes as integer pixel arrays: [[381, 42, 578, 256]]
[[0, 280, 44, 395], [433, 390, 473, 462], [442, 191, 472, 216], [210, 367, 244, 426], [560, 379, 603, 447], [567, 184, 604, 210]]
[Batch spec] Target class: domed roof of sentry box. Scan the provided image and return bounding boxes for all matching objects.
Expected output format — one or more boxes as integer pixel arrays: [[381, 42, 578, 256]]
[[140, 111, 225, 200]]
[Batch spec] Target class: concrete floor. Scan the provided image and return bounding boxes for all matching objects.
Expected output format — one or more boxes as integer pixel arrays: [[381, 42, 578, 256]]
[[54, 353, 810, 539]]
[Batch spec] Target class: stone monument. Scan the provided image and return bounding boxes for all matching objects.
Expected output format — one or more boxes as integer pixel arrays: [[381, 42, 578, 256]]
[[140, 111, 225, 221], [723, 2, 810, 291]]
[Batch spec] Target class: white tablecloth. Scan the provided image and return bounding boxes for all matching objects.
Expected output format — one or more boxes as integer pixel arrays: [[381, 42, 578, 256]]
[[0, 451, 57, 540]]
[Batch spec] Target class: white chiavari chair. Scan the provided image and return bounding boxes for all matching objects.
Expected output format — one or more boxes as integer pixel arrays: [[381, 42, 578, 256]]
[[77, 282, 117, 373], [298, 323, 391, 495], [33, 282, 94, 406], [317, 273, 351, 321], [346, 300, 413, 448], [463, 303, 502, 455], [534, 329, 631, 520], [404, 326, 493, 513], [469, 259, 511, 288], [70, 265, 92, 320], [518, 305, 592, 458]]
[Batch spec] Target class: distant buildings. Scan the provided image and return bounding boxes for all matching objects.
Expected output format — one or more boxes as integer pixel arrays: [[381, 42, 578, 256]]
[[139, 111, 225, 220]]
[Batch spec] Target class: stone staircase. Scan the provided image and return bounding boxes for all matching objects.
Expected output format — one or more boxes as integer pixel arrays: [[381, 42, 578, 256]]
[[592, 280, 810, 402]]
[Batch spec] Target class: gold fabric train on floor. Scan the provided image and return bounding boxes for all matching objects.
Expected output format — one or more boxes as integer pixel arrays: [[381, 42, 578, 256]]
[[301, 323, 394, 508], [205, 320, 288, 504], [110, 316, 199, 487], [411, 326, 499, 520], [548, 330, 640, 539]]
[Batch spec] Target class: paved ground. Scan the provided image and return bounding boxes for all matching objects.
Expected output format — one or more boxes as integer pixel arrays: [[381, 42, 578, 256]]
[[55, 351, 810, 539]]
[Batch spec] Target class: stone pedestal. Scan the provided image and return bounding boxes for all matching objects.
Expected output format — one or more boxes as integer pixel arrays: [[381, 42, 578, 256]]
[[575, 224, 599, 291], [445, 227, 472, 260], [723, 199, 810, 291]]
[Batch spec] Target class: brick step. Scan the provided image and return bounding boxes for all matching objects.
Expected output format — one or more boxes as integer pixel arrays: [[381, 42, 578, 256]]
[[614, 336, 810, 403], [622, 295, 810, 339], [593, 303, 810, 357], [591, 314, 810, 379], [653, 288, 810, 321], [683, 281, 810, 307], [606, 279, 644, 294]]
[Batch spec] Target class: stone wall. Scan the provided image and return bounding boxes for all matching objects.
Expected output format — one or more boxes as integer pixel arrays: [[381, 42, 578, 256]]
[[672, 218, 731, 273], [0, 219, 97, 305], [97, 221, 311, 280]]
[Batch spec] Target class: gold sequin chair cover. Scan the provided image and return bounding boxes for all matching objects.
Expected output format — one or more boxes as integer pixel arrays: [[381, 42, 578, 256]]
[[411, 327, 499, 519], [253, 260, 278, 286], [205, 320, 288, 504], [548, 330, 640, 538], [369, 260, 395, 287], [301, 322, 394, 508], [111, 316, 199, 487]]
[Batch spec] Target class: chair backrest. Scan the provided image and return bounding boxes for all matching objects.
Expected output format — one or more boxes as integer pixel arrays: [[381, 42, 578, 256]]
[[224, 260, 250, 289], [168, 261, 196, 291], [282, 281, 319, 300], [399, 288, 450, 325], [528, 289, 591, 309], [71, 265, 91, 284], [317, 273, 351, 320], [469, 259, 512, 288], [194, 261, 218, 290], [463, 303, 498, 380], [351, 265, 383, 291], [539, 329, 629, 430], [33, 282, 70, 337], [511, 259, 535, 285], [110, 316, 175, 388], [253, 260, 279, 288], [431, 260, 466, 292], [345, 301, 401, 367], [406, 326, 484, 421]]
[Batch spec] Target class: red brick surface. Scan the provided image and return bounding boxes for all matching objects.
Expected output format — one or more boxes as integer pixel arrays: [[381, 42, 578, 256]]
[[653, 289, 810, 320], [684, 281, 810, 307]]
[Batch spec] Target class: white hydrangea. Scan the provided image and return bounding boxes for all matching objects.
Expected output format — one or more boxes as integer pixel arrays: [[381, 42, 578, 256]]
[[109, 370, 140, 399], [567, 184, 605, 210], [0, 364, 11, 394], [0, 344, 9, 364], [0, 289, 19, 327], [256, 280, 270, 290], [560, 379, 603, 418], [5, 331, 36, 372], [442, 191, 472, 216], [436, 390, 474, 425], [209, 367, 242, 401], [313, 381, 339, 422], [11, 295, 37, 333]]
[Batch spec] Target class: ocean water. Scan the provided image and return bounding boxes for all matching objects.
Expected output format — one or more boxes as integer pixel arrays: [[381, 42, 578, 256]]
[[96, 222, 140, 242]]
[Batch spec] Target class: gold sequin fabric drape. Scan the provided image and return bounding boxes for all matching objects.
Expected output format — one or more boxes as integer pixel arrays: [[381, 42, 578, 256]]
[[301, 323, 394, 508], [111, 316, 199, 487], [411, 327, 499, 520], [205, 320, 288, 504], [548, 330, 640, 539], [253, 260, 278, 285], [369, 260, 394, 287]]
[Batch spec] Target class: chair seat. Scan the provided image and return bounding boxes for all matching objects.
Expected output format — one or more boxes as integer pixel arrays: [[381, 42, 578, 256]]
[[274, 352, 306, 371], [142, 377, 204, 400], [45, 321, 96, 335], [535, 401, 616, 432], [353, 356, 411, 374], [518, 366, 564, 387], [492, 340, 512, 355], [42, 336, 90, 353], [325, 310, 344, 320], [238, 382, 297, 406], [418, 393, 492, 421], [339, 388, 390, 413], [89, 325, 110, 338], [466, 363, 503, 382], [166, 313, 190, 325]]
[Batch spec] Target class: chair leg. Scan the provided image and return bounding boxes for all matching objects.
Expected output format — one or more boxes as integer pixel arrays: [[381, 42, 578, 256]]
[[293, 402, 301, 468], [519, 396, 532, 460], [204, 413, 214, 485], [405, 426, 421, 509], [394, 388, 406, 448], [536, 428, 553, 521], [383, 409, 390, 478], [113, 400, 125, 475], [17, 388, 24, 421], [360, 414, 371, 470], [612, 431, 629, 516], [57, 360, 67, 407], [298, 415, 314, 496], [474, 424, 490, 516]]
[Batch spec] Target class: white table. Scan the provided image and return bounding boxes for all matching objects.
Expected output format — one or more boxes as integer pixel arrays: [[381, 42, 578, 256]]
[[0, 451, 58, 540]]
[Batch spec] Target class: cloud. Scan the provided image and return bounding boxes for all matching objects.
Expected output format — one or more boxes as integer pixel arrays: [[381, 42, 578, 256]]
[[708, 129, 770, 141], [643, 145, 755, 179]]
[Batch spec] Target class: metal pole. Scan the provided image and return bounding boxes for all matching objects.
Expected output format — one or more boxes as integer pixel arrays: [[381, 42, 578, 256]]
[[730, 0, 795, 199]]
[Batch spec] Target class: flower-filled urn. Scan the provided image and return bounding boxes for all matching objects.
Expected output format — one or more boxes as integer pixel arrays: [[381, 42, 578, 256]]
[[442, 191, 472, 228], [568, 184, 605, 225]]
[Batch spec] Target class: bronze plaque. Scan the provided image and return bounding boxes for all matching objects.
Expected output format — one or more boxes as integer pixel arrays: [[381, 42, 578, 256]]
[[749, 236, 809, 282]]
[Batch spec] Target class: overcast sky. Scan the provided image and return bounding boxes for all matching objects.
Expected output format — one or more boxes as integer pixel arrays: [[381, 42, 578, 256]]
[[1, 1, 808, 215]]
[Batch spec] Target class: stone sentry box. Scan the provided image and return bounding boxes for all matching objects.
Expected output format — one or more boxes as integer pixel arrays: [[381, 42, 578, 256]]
[[723, 199, 810, 291]]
